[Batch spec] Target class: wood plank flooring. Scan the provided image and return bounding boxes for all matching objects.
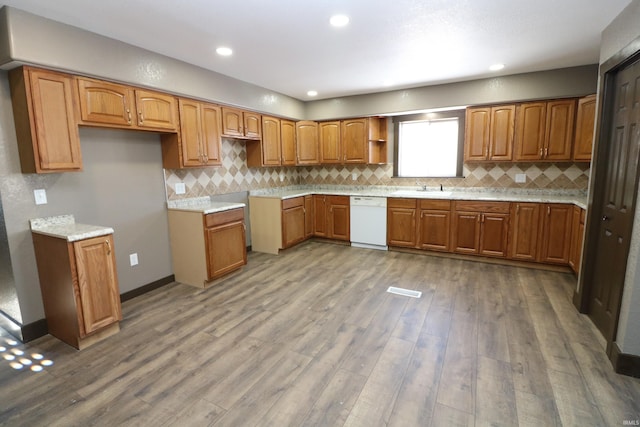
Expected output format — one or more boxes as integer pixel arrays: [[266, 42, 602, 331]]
[[1, 241, 640, 426]]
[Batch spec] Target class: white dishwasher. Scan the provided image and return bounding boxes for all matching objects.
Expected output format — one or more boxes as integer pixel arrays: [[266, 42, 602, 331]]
[[350, 196, 388, 250]]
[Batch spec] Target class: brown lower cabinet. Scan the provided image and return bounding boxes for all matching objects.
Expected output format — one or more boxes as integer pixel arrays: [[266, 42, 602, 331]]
[[282, 197, 306, 248], [313, 195, 350, 241], [568, 205, 586, 274], [538, 203, 573, 264], [387, 198, 579, 269], [387, 198, 451, 251], [31, 233, 122, 349], [168, 207, 247, 287], [452, 201, 510, 258]]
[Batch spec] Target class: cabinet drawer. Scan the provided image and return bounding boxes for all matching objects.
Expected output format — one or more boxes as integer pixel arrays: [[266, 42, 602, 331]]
[[282, 197, 304, 210], [419, 199, 451, 210], [388, 198, 417, 209], [204, 208, 244, 228], [454, 200, 510, 214]]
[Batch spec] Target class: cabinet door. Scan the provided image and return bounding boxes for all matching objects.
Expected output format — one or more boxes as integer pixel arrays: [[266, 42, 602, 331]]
[[201, 103, 223, 165], [341, 118, 367, 163], [509, 202, 541, 261], [178, 99, 204, 166], [282, 205, 306, 248], [221, 107, 244, 137], [544, 99, 576, 160], [261, 116, 282, 166], [573, 95, 596, 161], [514, 102, 546, 161], [489, 105, 515, 161], [319, 121, 342, 163], [313, 195, 327, 236], [243, 112, 262, 139], [479, 213, 510, 257], [76, 77, 135, 127], [304, 195, 314, 238], [73, 235, 122, 336], [328, 196, 350, 241], [296, 121, 320, 165], [568, 206, 584, 273], [281, 120, 297, 166], [134, 89, 178, 131], [206, 221, 247, 280], [452, 211, 481, 254], [419, 209, 450, 251], [539, 204, 573, 264], [464, 107, 490, 161], [387, 199, 417, 248], [21, 68, 82, 172]]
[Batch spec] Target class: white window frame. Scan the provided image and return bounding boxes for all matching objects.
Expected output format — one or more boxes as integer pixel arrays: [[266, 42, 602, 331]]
[[393, 110, 465, 178]]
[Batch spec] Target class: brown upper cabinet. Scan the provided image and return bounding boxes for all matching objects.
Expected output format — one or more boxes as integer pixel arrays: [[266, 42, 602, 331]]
[[464, 105, 515, 162], [246, 115, 281, 167], [221, 107, 261, 139], [296, 121, 320, 165], [76, 77, 178, 132], [281, 119, 297, 166], [161, 98, 222, 168], [9, 66, 83, 173], [514, 99, 576, 161], [318, 117, 387, 165], [573, 94, 597, 162], [319, 121, 342, 164]]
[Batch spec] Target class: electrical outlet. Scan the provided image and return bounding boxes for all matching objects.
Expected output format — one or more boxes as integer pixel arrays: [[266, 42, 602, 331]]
[[34, 189, 47, 205], [515, 173, 527, 183], [352, 172, 357, 181], [279, 173, 285, 182], [175, 183, 186, 195], [129, 253, 139, 266]]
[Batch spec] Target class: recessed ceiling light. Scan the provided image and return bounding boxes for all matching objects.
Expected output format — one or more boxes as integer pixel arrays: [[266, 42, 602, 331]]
[[216, 47, 233, 57], [307, 90, 318, 97], [489, 63, 505, 71], [330, 14, 349, 27]]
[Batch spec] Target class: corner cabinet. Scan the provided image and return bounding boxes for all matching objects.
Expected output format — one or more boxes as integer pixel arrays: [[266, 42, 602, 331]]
[[162, 98, 222, 168], [76, 77, 178, 132], [168, 207, 247, 287], [248, 196, 313, 255], [31, 233, 121, 349], [9, 66, 83, 173]]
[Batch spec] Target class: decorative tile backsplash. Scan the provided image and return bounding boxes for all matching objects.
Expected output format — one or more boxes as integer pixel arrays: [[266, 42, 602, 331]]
[[164, 138, 590, 200]]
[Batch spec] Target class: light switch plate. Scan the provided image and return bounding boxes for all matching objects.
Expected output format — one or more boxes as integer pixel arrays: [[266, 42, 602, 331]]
[[34, 189, 47, 205], [175, 183, 186, 195], [129, 253, 139, 266], [515, 173, 527, 183]]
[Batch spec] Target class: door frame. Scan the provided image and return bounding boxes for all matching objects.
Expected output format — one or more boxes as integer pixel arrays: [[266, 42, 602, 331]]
[[574, 34, 640, 358]]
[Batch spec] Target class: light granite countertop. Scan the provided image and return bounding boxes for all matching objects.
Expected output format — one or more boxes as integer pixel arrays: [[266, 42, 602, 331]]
[[250, 186, 588, 209], [30, 214, 114, 242], [167, 197, 245, 214]]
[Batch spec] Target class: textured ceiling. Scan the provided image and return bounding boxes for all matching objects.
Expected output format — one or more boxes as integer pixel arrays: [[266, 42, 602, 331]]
[[0, 0, 631, 100]]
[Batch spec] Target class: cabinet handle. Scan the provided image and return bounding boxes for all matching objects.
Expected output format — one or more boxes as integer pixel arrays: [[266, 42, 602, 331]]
[[138, 111, 144, 124], [477, 215, 481, 223], [105, 239, 111, 255], [485, 147, 489, 158], [203, 154, 208, 163], [547, 206, 551, 215], [126, 109, 132, 124], [516, 205, 520, 214], [544, 147, 548, 157], [539, 147, 543, 157]]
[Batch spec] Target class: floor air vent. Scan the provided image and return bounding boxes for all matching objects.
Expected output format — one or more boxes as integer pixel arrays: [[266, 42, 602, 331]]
[[386, 286, 422, 298]]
